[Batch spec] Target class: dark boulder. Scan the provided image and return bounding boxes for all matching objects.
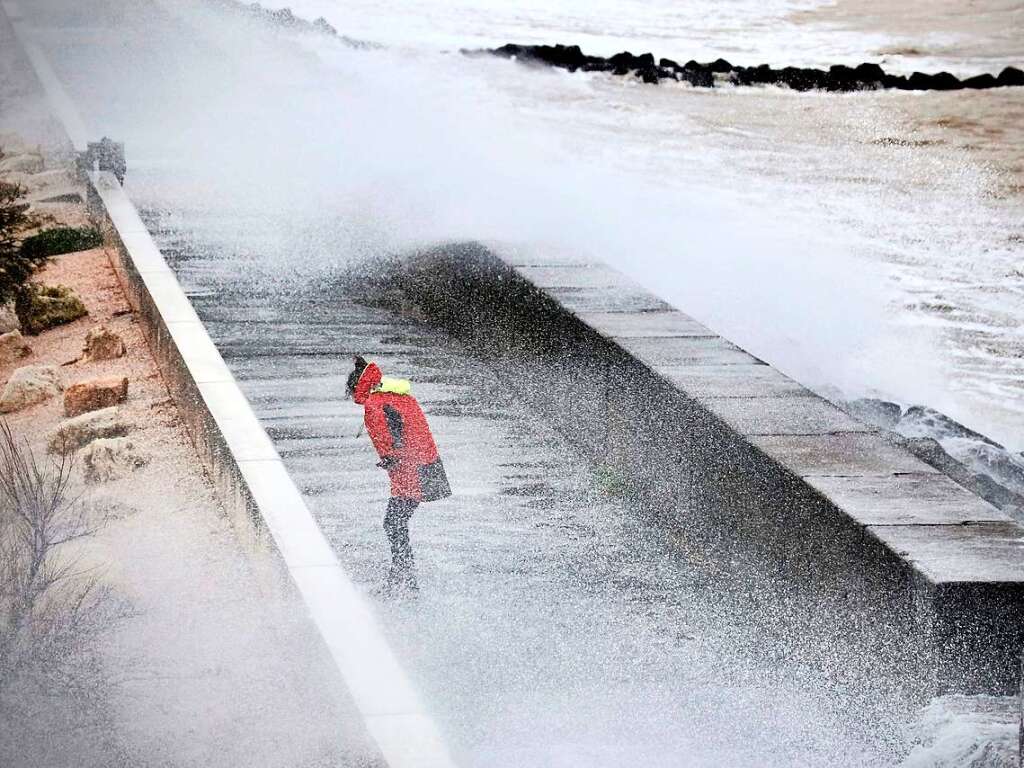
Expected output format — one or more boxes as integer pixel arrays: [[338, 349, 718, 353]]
[[826, 64, 859, 91], [680, 66, 714, 88], [930, 71, 963, 90], [608, 51, 655, 70], [853, 62, 886, 84], [546, 45, 587, 69], [907, 71, 935, 89], [883, 74, 910, 89], [659, 57, 680, 70], [777, 67, 827, 91], [736, 64, 776, 85], [492, 43, 525, 59], [707, 58, 733, 73], [636, 66, 661, 84], [997, 66, 1024, 86], [962, 73, 997, 89]]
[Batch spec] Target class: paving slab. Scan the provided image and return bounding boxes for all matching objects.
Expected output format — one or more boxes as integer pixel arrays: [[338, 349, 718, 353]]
[[750, 433, 942, 478], [545, 285, 672, 313], [491, 241, 599, 267], [704, 394, 875, 436], [516, 264, 632, 289], [615, 336, 761, 368], [663, 364, 811, 398], [577, 310, 715, 339], [867, 523, 1024, 584], [808, 474, 1010, 526]]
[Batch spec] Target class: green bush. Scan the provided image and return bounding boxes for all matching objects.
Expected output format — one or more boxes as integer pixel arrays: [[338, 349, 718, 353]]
[[14, 283, 87, 335], [0, 182, 40, 306], [19, 227, 102, 261]]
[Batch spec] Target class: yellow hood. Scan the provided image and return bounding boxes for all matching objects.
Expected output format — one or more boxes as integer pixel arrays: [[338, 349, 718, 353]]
[[376, 376, 411, 396]]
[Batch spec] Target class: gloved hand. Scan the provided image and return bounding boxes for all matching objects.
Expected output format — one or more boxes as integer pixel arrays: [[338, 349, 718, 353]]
[[376, 456, 399, 471]]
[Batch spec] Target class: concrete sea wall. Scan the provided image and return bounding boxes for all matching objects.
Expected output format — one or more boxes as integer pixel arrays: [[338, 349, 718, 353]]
[[394, 242, 1024, 697]]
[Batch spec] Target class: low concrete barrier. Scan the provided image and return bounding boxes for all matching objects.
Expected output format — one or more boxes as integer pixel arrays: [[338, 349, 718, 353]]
[[394, 242, 1024, 697]]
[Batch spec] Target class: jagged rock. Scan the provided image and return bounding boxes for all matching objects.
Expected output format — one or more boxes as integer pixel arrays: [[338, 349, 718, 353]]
[[0, 330, 31, 365], [609, 51, 655, 70], [853, 62, 886, 84], [83, 325, 125, 361], [845, 398, 902, 429], [907, 72, 935, 89], [997, 66, 1024, 87], [778, 66, 827, 91], [15, 283, 88, 335], [826, 64, 860, 91], [82, 437, 148, 483], [0, 363, 62, 413], [636, 65, 661, 84], [681, 66, 714, 88], [899, 405, 1000, 446], [479, 42, 1019, 92], [63, 375, 129, 417], [0, 153, 43, 174], [962, 73, 998, 89], [0, 302, 20, 334], [48, 406, 128, 455], [929, 71, 963, 91]]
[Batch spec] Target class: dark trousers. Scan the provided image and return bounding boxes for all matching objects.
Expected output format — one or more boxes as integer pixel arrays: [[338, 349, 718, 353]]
[[383, 497, 419, 572]]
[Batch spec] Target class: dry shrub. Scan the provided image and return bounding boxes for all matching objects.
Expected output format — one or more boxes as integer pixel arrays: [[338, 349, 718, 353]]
[[0, 422, 126, 765]]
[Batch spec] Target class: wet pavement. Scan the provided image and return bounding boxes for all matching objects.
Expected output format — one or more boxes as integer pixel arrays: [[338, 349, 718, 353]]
[[149, 214, 903, 766]]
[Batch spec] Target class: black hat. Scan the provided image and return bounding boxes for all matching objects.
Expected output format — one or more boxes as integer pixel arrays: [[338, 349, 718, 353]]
[[346, 355, 369, 397]]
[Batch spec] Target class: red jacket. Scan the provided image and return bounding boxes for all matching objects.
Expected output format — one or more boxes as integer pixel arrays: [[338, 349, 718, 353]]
[[354, 363, 450, 502]]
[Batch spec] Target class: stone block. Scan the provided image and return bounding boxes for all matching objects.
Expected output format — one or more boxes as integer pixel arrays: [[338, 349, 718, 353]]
[[546, 285, 671, 313], [83, 325, 125, 361], [82, 437, 148, 483], [577, 309, 714, 338], [63, 375, 129, 417], [869, 522, 1024, 585], [0, 363, 61, 413], [703, 394, 874, 435], [516, 264, 630, 289], [809, 473, 1009, 526], [615, 335, 760, 368], [664, 363, 811, 399], [0, 329, 31, 365], [48, 406, 129, 454], [750, 433, 941, 478]]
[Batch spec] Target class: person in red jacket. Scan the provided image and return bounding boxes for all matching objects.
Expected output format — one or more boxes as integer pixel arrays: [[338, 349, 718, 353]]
[[346, 356, 450, 588]]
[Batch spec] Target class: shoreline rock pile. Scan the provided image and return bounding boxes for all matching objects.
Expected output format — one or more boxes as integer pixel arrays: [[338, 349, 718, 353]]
[[478, 43, 1024, 92]]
